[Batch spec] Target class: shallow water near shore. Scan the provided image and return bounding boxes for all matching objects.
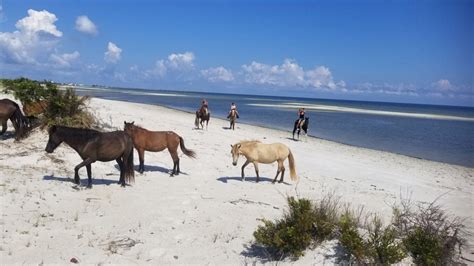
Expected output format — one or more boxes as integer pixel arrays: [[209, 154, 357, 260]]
[[75, 86, 474, 167]]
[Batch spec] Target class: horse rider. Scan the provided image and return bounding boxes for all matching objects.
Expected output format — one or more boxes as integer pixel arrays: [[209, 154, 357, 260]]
[[297, 108, 305, 129], [227, 102, 240, 119], [198, 99, 209, 114]]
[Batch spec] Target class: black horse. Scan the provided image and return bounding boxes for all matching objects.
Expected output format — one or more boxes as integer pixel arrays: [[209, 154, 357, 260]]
[[45, 125, 135, 188], [292, 117, 309, 140], [0, 99, 30, 140], [195, 106, 210, 130]]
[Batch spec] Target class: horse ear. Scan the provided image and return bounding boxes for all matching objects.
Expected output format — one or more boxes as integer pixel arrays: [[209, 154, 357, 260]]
[[237, 144, 241, 149], [230, 144, 233, 148], [132, 121, 135, 125], [124, 121, 126, 125]]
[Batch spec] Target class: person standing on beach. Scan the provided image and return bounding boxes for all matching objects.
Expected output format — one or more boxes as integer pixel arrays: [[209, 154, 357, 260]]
[[297, 108, 305, 128]]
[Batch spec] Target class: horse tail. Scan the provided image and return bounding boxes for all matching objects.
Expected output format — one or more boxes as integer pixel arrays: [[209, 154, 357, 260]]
[[179, 136, 196, 158], [123, 140, 135, 184], [288, 149, 298, 181], [195, 111, 199, 128], [11, 103, 29, 140]]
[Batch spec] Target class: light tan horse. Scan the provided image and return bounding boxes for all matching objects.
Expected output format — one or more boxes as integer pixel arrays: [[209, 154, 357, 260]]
[[124, 121, 196, 176], [230, 140, 297, 183]]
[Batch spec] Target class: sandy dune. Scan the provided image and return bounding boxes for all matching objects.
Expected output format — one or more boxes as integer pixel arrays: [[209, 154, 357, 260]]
[[1, 93, 472, 264]]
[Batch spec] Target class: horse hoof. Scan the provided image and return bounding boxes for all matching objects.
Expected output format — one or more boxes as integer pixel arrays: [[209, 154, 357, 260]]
[[121, 183, 126, 187], [86, 184, 92, 189]]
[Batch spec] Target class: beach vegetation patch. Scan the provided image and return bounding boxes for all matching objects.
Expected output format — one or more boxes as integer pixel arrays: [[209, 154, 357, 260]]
[[392, 199, 467, 265], [253, 195, 342, 260], [2, 77, 95, 128]]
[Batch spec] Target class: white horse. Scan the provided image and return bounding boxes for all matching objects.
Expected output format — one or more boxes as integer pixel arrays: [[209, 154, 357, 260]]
[[230, 140, 297, 183]]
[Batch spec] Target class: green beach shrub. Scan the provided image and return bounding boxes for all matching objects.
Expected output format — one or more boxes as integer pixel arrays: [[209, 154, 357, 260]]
[[44, 87, 95, 128], [2, 78, 95, 128], [253, 197, 316, 259], [392, 200, 467, 265], [366, 215, 406, 265], [1, 77, 50, 104], [253, 195, 343, 260], [338, 211, 367, 263], [312, 193, 341, 241]]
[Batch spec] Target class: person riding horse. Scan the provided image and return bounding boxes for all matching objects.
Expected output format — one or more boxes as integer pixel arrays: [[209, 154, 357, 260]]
[[195, 99, 210, 129], [227, 102, 239, 119], [296, 108, 305, 129], [199, 99, 209, 115]]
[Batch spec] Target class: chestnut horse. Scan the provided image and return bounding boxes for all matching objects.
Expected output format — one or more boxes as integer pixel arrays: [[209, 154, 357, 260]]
[[0, 99, 29, 140], [195, 106, 210, 130], [230, 140, 297, 183], [45, 125, 135, 188], [124, 121, 196, 176]]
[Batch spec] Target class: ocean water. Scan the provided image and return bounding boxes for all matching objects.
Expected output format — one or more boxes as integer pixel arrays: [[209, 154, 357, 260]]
[[75, 86, 474, 167]]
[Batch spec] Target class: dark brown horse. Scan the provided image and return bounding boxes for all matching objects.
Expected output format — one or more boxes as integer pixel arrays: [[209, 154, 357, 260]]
[[195, 106, 210, 130], [124, 121, 196, 176], [0, 99, 29, 140], [45, 125, 135, 187]]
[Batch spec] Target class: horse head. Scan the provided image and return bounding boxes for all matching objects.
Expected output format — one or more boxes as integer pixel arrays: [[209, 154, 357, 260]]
[[123, 121, 135, 135], [230, 143, 242, 166], [45, 125, 62, 153]]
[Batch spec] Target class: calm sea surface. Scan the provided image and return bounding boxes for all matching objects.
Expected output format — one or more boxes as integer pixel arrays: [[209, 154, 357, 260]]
[[75, 86, 474, 167]]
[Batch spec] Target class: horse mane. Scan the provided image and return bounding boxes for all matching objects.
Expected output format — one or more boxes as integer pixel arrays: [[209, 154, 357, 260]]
[[55, 126, 101, 142], [237, 140, 261, 145]]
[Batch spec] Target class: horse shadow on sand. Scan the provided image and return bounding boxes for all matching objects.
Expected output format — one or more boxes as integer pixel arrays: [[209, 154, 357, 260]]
[[241, 241, 348, 263], [217, 176, 291, 185], [43, 175, 119, 186], [114, 164, 188, 176]]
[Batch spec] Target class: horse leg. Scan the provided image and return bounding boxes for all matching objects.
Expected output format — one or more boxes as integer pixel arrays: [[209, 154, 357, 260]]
[[116, 158, 124, 185], [272, 168, 280, 184], [292, 123, 297, 140], [0, 120, 6, 135], [138, 148, 145, 174], [74, 158, 94, 185], [241, 160, 250, 181], [169, 149, 179, 176], [252, 162, 260, 183], [86, 164, 93, 188], [279, 160, 286, 183]]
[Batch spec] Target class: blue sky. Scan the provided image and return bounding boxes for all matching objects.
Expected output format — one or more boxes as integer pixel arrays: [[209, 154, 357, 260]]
[[1, 0, 472, 106]]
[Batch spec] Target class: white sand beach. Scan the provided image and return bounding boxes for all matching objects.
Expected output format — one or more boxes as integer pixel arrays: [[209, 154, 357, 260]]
[[1, 92, 473, 264]]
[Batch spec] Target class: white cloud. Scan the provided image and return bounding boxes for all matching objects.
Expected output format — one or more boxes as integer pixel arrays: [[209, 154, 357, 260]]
[[241, 59, 343, 90], [0, 9, 62, 64], [75, 16, 98, 35], [146, 52, 195, 78], [167, 52, 195, 70], [201, 66, 234, 82], [104, 42, 122, 63], [16, 9, 62, 37], [433, 79, 453, 91], [49, 51, 80, 67]]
